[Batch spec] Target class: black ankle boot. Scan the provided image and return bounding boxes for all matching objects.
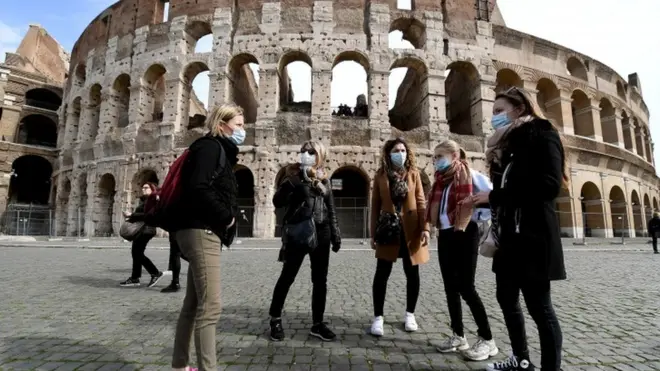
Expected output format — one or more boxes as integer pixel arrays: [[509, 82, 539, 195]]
[[161, 282, 180, 293]]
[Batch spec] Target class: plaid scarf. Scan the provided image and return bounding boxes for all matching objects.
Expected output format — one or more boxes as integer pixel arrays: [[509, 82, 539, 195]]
[[425, 160, 473, 231]]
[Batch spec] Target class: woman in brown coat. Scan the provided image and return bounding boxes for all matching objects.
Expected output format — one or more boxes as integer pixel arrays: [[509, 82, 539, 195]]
[[369, 137, 430, 337]]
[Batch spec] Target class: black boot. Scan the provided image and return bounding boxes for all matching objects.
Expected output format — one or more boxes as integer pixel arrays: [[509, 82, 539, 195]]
[[161, 282, 180, 293]]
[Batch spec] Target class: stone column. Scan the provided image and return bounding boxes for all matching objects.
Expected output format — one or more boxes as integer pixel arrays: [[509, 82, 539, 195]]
[[611, 111, 625, 148], [208, 72, 229, 109], [474, 79, 496, 137], [623, 121, 637, 154], [368, 69, 390, 146], [252, 157, 278, 238], [558, 90, 575, 135], [254, 66, 278, 147], [427, 72, 449, 149], [573, 99, 602, 140], [84, 171, 96, 237], [311, 69, 332, 120], [163, 77, 186, 132], [635, 127, 647, 160]]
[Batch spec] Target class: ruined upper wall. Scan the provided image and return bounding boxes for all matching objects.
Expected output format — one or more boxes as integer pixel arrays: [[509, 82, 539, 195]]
[[8, 24, 69, 84]]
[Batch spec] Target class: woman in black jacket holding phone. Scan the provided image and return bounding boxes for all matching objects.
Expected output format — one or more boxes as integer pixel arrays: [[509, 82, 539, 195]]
[[464, 87, 567, 371]]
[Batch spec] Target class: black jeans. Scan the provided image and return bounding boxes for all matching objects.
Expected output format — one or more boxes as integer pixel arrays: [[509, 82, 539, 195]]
[[269, 223, 331, 324], [496, 274, 562, 371], [168, 234, 182, 285], [438, 222, 492, 340], [372, 235, 420, 317], [652, 233, 658, 252], [131, 234, 159, 279]]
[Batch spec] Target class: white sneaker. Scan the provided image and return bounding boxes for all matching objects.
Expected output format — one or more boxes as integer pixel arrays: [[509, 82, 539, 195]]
[[370, 316, 384, 336], [436, 333, 469, 353], [463, 337, 499, 361], [404, 312, 418, 332]]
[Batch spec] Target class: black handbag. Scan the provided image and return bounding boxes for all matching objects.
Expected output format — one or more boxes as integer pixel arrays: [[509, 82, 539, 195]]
[[282, 199, 318, 251], [374, 211, 401, 245]]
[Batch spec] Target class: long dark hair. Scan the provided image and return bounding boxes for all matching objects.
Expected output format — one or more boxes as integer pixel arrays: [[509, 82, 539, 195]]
[[379, 137, 417, 175]]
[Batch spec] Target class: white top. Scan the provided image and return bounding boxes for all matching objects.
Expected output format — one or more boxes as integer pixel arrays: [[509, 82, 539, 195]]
[[438, 170, 493, 230]]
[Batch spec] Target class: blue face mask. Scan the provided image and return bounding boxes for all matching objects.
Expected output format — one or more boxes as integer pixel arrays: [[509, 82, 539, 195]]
[[491, 112, 511, 130], [390, 152, 407, 168], [434, 158, 451, 172], [229, 128, 246, 145]]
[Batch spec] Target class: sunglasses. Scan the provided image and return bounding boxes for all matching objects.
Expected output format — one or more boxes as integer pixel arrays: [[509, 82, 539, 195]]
[[300, 149, 316, 155]]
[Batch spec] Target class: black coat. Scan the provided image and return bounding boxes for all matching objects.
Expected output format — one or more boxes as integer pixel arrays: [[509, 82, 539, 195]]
[[128, 197, 157, 236], [647, 217, 660, 236], [489, 118, 567, 281]]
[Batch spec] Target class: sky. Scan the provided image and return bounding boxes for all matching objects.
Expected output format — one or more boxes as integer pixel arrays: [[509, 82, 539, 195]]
[[0, 0, 658, 164]]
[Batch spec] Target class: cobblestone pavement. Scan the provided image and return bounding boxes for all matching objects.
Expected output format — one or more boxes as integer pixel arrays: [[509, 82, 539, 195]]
[[1, 245, 659, 371]]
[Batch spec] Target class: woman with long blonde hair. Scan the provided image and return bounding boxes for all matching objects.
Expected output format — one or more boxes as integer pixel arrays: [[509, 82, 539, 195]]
[[465, 87, 567, 371], [369, 137, 430, 337], [268, 140, 342, 342], [170, 103, 246, 371]]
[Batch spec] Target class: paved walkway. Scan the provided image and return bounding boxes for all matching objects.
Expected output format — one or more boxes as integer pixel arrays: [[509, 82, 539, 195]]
[[1, 244, 659, 370]]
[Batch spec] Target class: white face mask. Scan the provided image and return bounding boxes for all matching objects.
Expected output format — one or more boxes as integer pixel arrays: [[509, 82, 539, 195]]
[[300, 152, 316, 167]]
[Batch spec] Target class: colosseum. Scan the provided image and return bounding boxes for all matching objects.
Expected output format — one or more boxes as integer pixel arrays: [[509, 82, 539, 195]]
[[1, 0, 657, 240]]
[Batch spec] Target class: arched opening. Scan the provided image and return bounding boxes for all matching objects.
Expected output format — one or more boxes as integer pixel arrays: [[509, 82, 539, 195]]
[[25, 88, 62, 111], [633, 118, 644, 157], [566, 57, 588, 81], [16, 114, 57, 147], [182, 62, 210, 129], [86, 84, 102, 141], [112, 74, 131, 128], [631, 190, 643, 237], [571, 90, 594, 138], [75, 173, 88, 237], [445, 61, 480, 135], [186, 21, 213, 54], [70, 97, 82, 141], [653, 197, 658, 212], [555, 187, 575, 237], [73, 64, 86, 88], [132, 169, 159, 201], [57, 178, 71, 236], [616, 81, 627, 101], [494, 69, 523, 93], [621, 111, 633, 151], [599, 98, 617, 144], [389, 58, 428, 131], [331, 51, 369, 118], [235, 166, 255, 238], [331, 166, 370, 238], [228, 54, 259, 123], [609, 186, 628, 237], [8, 155, 53, 205], [143, 64, 167, 122], [644, 194, 652, 227], [536, 78, 563, 127], [580, 182, 604, 237], [278, 51, 312, 113], [96, 173, 116, 236], [389, 18, 426, 49]]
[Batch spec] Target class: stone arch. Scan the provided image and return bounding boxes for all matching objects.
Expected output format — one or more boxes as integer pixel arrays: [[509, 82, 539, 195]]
[[389, 57, 428, 131], [73, 64, 86, 88], [609, 186, 628, 237], [85, 83, 102, 142], [445, 61, 481, 135], [599, 98, 617, 144], [16, 114, 57, 147], [8, 155, 53, 205], [389, 17, 426, 49], [332, 51, 370, 118], [143, 64, 167, 122], [96, 173, 116, 236], [633, 118, 644, 157], [25, 88, 62, 111], [181, 61, 210, 129], [631, 190, 643, 236], [644, 193, 652, 223], [111, 74, 131, 128], [616, 80, 626, 101], [580, 181, 604, 237], [278, 50, 312, 113], [536, 78, 563, 127], [331, 166, 370, 238], [228, 53, 259, 124], [74, 173, 88, 236], [185, 20, 213, 54], [621, 111, 633, 151], [566, 57, 588, 81], [235, 165, 255, 237], [56, 178, 71, 236], [571, 89, 594, 138], [556, 187, 575, 237], [494, 68, 523, 93]]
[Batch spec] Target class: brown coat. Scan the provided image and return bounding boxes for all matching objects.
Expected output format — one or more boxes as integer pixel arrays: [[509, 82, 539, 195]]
[[370, 168, 430, 265]]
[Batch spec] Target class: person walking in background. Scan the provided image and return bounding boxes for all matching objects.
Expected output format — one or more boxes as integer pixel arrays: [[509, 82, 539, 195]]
[[369, 137, 430, 337], [120, 182, 166, 288], [428, 139, 499, 362], [463, 87, 566, 371], [647, 212, 660, 254], [170, 103, 244, 371], [268, 140, 341, 342]]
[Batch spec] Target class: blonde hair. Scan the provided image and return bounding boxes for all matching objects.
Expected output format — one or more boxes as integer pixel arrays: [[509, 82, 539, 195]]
[[434, 140, 467, 161], [206, 103, 244, 137], [302, 140, 327, 168]]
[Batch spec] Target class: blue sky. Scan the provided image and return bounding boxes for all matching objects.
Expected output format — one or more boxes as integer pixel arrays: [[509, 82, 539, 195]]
[[1, 0, 658, 167]]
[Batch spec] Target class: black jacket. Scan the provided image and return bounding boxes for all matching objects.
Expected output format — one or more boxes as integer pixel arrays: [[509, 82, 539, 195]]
[[489, 118, 566, 281], [273, 166, 341, 247], [648, 217, 660, 236], [128, 197, 157, 236], [174, 135, 239, 239]]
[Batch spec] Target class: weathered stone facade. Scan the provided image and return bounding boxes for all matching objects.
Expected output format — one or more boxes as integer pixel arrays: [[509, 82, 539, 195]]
[[48, 0, 658, 239]]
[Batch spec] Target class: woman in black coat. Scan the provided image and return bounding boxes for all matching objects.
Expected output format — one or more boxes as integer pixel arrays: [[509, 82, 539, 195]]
[[465, 87, 567, 371]]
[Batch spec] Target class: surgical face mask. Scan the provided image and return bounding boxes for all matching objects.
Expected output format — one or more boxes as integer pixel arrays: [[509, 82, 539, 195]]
[[300, 152, 316, 167], [229, 127, 246, 145], [491, 112, 511, 130], [434, 157, 451, 172], [390, 152, 407, 168]]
